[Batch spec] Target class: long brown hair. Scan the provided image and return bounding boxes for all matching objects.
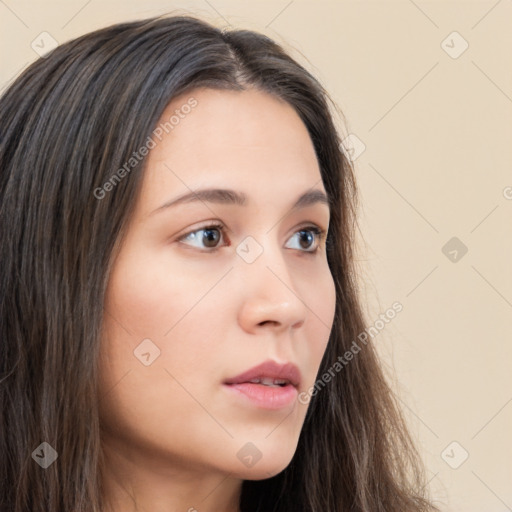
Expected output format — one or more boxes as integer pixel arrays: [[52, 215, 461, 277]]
[[0, 13, 440, 512]]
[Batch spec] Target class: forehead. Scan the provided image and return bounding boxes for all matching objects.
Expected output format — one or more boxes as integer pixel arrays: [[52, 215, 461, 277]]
[[137, 87, 323, 214]]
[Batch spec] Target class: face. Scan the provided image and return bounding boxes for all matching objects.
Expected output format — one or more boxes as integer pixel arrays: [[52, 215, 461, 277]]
[[98, 87, 336, 481]]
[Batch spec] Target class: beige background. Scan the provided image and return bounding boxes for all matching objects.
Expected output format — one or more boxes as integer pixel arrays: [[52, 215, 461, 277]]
[[1, 1, 511, 510]]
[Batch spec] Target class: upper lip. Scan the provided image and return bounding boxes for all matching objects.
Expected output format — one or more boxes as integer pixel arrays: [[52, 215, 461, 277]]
[[223, 360, 301, 387]]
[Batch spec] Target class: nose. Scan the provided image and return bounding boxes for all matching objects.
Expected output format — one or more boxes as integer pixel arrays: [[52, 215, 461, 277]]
[[237, 247, 308, 335]]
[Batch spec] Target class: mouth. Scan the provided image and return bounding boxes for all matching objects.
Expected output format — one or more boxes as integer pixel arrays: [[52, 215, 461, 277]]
[[222, 360, 301, 410], [240, 377, 292, 387], [223, 360, 301, 387]]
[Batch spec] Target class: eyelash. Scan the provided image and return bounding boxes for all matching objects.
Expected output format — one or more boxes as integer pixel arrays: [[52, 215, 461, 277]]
[[177, 221, 328, 255]]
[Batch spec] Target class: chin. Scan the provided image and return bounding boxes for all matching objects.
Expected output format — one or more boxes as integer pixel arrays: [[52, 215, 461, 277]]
[[238, 464, 290, 481], [231, 442, 298, 481]]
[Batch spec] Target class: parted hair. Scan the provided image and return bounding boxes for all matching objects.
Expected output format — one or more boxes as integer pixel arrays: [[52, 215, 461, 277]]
[[0, 14, 440, 512]]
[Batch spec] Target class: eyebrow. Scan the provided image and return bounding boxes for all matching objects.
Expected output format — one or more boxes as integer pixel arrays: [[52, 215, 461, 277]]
[[149, 188, 331, 216]]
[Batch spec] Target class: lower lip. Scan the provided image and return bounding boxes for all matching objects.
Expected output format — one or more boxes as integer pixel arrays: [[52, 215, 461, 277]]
[[223, 382, 298, 410]]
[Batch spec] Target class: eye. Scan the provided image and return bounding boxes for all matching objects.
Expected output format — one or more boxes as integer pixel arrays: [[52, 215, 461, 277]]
[[284, 226, 327, 254], [177, 222, 229, 252], [177, 222, 327, 254]]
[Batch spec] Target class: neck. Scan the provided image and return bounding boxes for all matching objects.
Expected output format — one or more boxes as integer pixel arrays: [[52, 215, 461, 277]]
[[100, 433, 242, 512]]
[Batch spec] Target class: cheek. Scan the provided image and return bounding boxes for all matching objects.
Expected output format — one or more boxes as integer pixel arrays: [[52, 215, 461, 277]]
[[103, 249, 207, 341], [97, 255, 227, 447], [298, 264, 337, 386], [98, 247, 230, 393]]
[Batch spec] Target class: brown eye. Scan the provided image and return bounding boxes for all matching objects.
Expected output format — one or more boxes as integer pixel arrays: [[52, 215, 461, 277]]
[[178, 222, 228, 251], [285, 226, 325, 254], [298, 230, 315, 250], [201, 227, 222, 248], [178, 222, 326, 254]]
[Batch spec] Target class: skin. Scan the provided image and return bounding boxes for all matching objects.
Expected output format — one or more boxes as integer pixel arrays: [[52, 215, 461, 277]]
[[98, 86, 337, 512]]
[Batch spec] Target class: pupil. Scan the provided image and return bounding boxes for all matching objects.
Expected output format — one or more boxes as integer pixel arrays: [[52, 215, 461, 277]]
[[203, 228, 220, 248], [299, 230, 313, 249]]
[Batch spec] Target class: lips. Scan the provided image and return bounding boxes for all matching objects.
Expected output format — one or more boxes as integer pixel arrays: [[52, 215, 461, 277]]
[[223, 360, 301, 410], [223, 360, 301, 388]]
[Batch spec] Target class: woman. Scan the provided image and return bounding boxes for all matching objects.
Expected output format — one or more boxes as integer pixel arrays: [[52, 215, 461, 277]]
[[0, 14, 441, 512]]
